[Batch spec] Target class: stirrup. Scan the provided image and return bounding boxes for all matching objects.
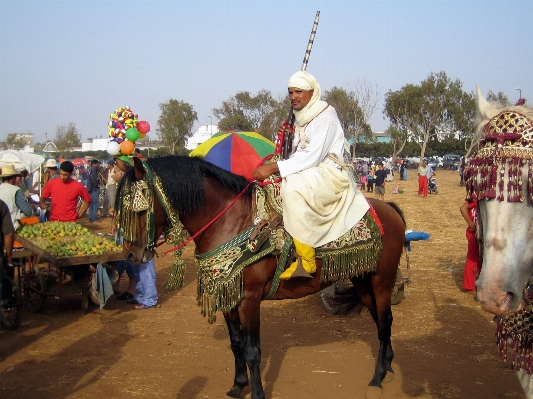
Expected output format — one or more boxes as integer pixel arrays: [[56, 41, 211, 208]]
[[289, 256, 314, 279]]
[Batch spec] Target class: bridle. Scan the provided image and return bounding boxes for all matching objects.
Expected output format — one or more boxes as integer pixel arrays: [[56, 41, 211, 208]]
[[120, 161, 255, 258]]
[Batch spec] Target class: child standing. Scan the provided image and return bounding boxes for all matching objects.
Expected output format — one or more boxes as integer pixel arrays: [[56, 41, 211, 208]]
[[360, 175, 367, 191], [460, 195, 481, 292]]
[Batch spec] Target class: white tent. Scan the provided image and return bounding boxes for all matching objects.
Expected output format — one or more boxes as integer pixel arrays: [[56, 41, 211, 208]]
[[0, 150, 45, 173]]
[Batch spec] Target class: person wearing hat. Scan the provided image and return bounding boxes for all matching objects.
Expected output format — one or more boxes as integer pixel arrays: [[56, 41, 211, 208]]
[[101, 159, 116, 217], [0, 198, 15, 266], [252, 71, 368, 280], [44, 159, 60, 183], [39, 161, 91, 222], [0, 165, 35, 229]]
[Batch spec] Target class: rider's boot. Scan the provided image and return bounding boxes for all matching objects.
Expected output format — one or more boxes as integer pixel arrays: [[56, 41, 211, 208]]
[[280, 238, 316, 280]]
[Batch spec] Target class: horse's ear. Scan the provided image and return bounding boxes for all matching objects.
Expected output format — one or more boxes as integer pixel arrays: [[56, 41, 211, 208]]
[[476, 85, 499, 122], [132, 156, 144, 180], [476, 85, 489, 116]]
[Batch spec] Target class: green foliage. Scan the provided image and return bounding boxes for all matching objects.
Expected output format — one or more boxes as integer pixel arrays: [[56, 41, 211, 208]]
[[487, 90, 511, 106], [353, 139, 467, 159], [383, 71, 474, 161], [212, 90, 286, 141], [323, 87, 372, 144], [157, 99, 198, 155], [54, 122, 81, 158], [4, 134, 27, 150]]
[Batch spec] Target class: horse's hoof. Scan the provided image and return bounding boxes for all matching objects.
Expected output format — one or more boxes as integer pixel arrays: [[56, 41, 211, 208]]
[[382, 371, 394, 383], [226, 385, 243, 398], [365, 385, 383, 399]]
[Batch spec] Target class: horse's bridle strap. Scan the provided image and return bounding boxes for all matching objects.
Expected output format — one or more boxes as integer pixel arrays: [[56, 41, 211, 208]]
[[161, 179, 255, 256]]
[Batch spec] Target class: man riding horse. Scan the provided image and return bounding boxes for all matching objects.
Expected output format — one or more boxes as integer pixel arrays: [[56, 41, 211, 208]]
[[252, 71, 369, 279]]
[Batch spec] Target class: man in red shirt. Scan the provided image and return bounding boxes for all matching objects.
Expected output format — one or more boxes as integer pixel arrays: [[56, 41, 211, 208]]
[[39, 161, 91, 222]]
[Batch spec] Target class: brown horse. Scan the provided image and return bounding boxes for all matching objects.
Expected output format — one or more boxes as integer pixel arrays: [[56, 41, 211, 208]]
[[116, 155, 406, 399]]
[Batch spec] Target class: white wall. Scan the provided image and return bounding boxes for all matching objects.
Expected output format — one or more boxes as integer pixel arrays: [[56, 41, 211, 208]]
[[186, 124, 218, 150]]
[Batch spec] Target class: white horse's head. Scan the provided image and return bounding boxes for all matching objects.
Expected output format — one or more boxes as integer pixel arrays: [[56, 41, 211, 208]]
[[467, 87, 533, 316]]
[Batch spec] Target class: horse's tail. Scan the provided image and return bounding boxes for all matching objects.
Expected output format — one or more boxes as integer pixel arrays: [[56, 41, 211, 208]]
[[329, 283, 366, 316], [386, 201, 408, 251], [386, 201, 406, 227]]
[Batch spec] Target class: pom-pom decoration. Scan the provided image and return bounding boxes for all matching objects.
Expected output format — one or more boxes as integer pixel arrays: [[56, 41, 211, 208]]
[[107, 106, 149, 157], [108, 106, 138, 143], [119, 140, 135, 155], [106, 141, 120, 156], [125, 127, 140, 142], [137, 121, 150, 134]]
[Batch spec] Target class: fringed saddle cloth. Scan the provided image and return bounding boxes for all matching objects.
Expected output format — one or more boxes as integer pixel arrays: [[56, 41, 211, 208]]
[[196, 166, 383, 323]]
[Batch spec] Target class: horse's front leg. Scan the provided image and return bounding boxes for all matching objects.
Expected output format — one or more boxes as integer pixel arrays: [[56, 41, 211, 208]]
[[224, 310, 249, 398], [238, 295, 265, 399]]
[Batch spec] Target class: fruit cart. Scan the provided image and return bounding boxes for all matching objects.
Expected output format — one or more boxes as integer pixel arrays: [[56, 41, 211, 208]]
[[13, 234, 125, 313]]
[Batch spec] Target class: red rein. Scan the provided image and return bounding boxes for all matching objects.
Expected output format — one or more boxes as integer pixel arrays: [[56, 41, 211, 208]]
[[159, 179, 255, 256]]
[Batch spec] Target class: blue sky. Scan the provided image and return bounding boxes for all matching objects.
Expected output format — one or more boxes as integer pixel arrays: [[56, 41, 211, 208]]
[[1, 0, 531, 143]]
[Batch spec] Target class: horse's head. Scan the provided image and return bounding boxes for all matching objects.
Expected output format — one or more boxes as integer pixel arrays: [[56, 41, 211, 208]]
[[115, 157, 159, 265], [466, 88, 533, 316]]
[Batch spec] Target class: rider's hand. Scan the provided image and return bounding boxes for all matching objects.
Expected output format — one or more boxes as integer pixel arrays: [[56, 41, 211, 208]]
[[252, 163, 280, 181]]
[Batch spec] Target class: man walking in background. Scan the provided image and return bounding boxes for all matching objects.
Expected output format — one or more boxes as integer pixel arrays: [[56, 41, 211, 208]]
[[101, 160, 116, 217], [374, 162, 388, 201], [86, 159, 101, 222], [418, 161, 428, 197]]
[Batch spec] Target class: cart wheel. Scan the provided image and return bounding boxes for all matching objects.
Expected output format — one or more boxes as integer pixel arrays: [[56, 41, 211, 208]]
[[391, 269, 405, 306], [319, 280, 352, 315], [319, 290, 341, 315], [1, 275, 22, 330], [24, 272, 47, 313]]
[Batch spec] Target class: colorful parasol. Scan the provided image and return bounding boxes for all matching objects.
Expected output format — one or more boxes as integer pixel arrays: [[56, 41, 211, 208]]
[[189, 131, 275, 180], [69, 158, 88, 167]]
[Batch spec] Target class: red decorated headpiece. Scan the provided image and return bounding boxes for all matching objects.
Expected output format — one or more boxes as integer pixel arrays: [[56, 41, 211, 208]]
[[464, 110, 533, 203]]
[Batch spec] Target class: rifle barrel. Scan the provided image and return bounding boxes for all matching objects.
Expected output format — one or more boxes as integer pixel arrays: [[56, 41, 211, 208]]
[[301, 11, 320, 71], [283, 11, 320, 159]]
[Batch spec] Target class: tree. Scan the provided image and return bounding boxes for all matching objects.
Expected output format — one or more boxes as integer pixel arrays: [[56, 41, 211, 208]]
[[383, 71, 473, 162], [4, 134, 26, 150], [54, 122, 81, 158], [212, 90, 285, 140], [157, 99, 198, 154], [486, 90, 510, 106], [323, 81, 379, 158], [385, 125, 408, 160]]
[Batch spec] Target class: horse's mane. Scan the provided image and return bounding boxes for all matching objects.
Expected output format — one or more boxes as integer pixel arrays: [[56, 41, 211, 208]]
[[474, 101, 533, 140], [124, 155, 252, 216]]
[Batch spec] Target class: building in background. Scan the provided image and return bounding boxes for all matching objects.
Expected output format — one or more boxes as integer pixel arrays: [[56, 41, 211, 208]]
[[356, 131, 391, 144], [186, 124, 218, 150]]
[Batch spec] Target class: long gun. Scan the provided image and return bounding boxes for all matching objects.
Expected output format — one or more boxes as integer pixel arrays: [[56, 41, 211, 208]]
[[282, 11, 320, 160]]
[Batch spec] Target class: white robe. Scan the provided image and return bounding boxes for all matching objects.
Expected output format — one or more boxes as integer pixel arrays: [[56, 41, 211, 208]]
[[277, 107, 369, 247]]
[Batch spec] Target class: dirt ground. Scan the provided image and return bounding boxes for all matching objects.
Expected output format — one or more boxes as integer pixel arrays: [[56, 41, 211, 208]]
[[0, 169, 526, 399]]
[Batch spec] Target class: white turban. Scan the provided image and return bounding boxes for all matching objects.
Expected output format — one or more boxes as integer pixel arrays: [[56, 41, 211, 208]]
[[287, 71, 328, 126]]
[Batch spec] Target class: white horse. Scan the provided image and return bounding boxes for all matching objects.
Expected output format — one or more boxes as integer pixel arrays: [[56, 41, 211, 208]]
[[465, 87, 533, 397]]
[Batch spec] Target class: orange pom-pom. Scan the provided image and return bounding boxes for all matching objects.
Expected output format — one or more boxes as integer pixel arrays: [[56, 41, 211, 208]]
[[119, 140, 135, 155]]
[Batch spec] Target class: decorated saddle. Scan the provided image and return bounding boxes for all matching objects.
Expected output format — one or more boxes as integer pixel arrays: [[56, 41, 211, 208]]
[[195, 168, 383, 323]]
